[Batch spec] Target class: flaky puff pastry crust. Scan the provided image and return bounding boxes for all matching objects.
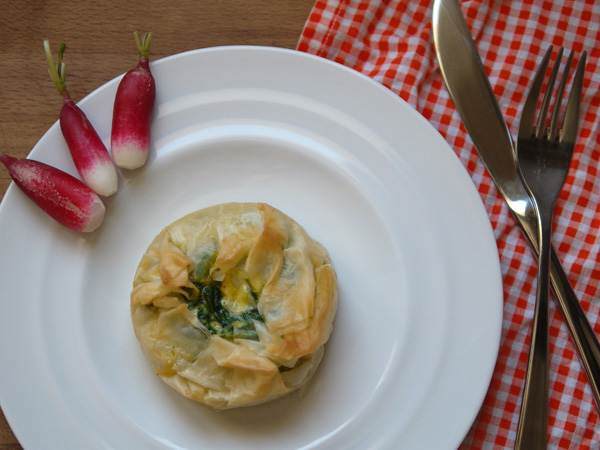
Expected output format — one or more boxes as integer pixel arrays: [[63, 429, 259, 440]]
[[131, 203, 337, 409]]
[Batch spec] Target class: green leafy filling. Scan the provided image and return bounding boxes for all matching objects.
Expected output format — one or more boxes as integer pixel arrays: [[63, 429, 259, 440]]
[[186, 281, 263, 341]]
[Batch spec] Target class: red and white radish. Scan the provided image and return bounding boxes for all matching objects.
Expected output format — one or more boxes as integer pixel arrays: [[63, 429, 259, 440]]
[[44, 40, 118, 197], [0, 154, 105, 232], [111, 32, 156, 169]]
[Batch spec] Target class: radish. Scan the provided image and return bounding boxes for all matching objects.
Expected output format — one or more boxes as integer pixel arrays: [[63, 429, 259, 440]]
[[44, 40, 118, 197], [0, 154, 106, 232], [111, 31, 156, 169]]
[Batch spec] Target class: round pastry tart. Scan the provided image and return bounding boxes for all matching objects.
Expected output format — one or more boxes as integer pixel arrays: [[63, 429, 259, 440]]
[[130, 202, 338, 409]]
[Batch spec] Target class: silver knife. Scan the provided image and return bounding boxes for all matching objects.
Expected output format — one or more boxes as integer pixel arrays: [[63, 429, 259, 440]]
[[432, 0, 600, 411]]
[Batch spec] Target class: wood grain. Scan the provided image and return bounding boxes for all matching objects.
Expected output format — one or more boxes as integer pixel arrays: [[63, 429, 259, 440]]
[[0, 1, 314, 447]]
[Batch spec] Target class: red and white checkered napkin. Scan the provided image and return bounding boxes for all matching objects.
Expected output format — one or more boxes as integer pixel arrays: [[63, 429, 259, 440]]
[[298, 0, 600, 448]]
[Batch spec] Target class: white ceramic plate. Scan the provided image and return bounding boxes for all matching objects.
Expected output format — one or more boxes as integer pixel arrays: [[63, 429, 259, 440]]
[[0, 46, 502, 450]]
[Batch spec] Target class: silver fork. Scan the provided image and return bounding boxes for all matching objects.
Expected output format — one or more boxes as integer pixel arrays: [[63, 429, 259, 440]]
[[514, 46, 586, 450]]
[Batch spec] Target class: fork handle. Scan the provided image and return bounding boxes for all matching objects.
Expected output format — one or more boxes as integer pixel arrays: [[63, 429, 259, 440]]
[[515, 213, 551, 450]]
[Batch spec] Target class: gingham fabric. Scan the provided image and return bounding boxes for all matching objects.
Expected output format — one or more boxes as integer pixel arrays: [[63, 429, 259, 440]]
[[298, 0, 600, 448]]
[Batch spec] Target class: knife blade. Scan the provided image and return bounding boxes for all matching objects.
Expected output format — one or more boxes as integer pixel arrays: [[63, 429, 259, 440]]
[[432, 0, 600, 412]]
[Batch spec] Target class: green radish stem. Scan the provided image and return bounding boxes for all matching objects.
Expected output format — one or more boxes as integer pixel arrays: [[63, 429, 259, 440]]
[[44, 40, 67, 95], [134, 31, 153, 59]]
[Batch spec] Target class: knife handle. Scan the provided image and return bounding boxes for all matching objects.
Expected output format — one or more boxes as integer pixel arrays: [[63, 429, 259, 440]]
[[517, 208, 600, 411], [550, 246, 600, 410]]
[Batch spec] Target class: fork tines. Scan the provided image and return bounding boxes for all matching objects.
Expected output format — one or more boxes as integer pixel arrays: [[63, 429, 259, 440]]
[[518, 46, 587, 145]]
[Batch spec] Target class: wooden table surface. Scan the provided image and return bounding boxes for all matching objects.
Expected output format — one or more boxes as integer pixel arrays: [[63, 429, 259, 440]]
[[0, 1, 314, 448]]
